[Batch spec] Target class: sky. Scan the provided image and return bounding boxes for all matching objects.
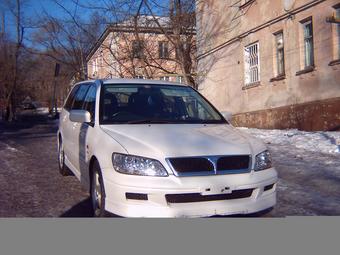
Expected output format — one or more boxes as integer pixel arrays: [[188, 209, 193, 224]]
[[0, 0, 171, 49], [1, 0, 101, 43]]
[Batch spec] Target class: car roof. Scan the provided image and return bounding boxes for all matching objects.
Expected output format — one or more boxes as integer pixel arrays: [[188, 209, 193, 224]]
[[94, 78, 189, 87]]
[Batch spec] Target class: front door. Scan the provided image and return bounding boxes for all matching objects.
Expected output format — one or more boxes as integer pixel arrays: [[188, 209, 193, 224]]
[[67, 84, 90, 174]]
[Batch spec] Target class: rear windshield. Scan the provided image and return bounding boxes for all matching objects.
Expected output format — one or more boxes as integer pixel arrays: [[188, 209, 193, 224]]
[[100, 84, 226, 125]]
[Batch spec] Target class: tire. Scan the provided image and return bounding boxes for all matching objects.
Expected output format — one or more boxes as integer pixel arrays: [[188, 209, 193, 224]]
[[90, 161, 107, 217], [58, 139, 71, 176]]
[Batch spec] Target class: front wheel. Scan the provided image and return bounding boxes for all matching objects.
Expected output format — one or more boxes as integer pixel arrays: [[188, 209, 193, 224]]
[[90, 161, 107, 217]]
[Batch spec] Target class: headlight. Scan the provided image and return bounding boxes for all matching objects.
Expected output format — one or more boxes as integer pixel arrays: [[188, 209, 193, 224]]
[[254, 150, 272, 171], [112, 153, 168, 177]]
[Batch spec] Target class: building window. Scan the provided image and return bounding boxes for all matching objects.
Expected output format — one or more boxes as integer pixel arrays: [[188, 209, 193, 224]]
[[275, 31, 285, 76], [176, 76, 184, 83], [132, 40, 144, 59], [244, 42, 260, 85], [302, 18, 314, 67], [336, 7, 340, 59], [160, 76, 170, 81], [159, 41, 169, 59], [92, 59, 98, 77], [175, 43, 188, 60]]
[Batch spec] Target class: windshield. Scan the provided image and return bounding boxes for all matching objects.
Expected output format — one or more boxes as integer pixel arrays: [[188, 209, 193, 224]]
[[99, 84, 227, 124]]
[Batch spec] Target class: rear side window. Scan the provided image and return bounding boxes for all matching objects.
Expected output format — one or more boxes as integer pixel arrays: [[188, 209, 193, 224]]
[[72, 84, 90, 110], [83, 85, 97, 122], [64, 85, 79, 111]]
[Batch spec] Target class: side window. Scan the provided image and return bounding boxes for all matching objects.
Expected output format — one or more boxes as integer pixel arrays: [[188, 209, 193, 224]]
[[83, 85, 97, 122], [64, 85, 79, 111], [72, 84, 89, 110]]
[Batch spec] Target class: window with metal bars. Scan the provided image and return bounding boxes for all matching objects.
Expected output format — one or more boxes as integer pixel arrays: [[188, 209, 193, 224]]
[[302, 19, 314, 67], [244, 42, 260, 85]]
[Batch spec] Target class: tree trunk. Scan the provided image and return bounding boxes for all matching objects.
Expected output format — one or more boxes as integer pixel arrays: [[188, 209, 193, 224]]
[[5, 92, 14, 121]]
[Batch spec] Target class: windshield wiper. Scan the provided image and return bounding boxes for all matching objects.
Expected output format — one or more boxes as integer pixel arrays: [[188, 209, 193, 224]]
[[127, 119, 173, 124]]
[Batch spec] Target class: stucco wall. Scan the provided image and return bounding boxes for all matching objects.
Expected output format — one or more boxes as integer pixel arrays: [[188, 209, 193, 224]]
[[196, 0, 340, 130], [87, 30, 190, 82]]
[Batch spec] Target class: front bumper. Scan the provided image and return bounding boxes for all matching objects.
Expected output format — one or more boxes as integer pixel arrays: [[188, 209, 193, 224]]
[[101, 167, 278, 218]]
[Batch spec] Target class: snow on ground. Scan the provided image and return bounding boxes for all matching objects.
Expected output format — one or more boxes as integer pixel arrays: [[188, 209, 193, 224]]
[[237, 127, 340, 216], [35, 107, 50, 114], [238, 127, 340, 154]]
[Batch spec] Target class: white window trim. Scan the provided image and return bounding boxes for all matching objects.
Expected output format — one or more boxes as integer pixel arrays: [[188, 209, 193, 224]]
[[159, 41, 169, 59], [176, 76, 184, 84], [335, 7, 340, 59], [160, 76, 170, 81], [274, 31, 285, 76], [302, 19, 314, 68]]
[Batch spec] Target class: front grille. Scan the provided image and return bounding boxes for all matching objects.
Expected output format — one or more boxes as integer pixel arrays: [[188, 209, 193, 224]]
[[168, 157, 214, 173], [167, 155, 251, 176], [217, 155, 250, 171], [165, 189, 254, 203]]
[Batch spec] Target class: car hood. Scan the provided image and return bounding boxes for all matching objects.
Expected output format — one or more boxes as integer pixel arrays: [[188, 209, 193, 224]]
[[101, 124, 266, 159]]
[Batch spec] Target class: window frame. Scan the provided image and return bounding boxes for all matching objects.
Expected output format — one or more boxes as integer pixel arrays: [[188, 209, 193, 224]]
[[176, 76, 184, 84], [64, 85, 80, 111], [159, 41, 169, 59], [82, 84, 97, 125], [160, 76, 170, 81], [274, 31, 285, 77], [175, 42, 189, 60], [335, 6, 340, 59], [244, 41, 260, 86], [301, 17, 315, 68], [132, 40, 144, 59], [71, 84, 91, 111]]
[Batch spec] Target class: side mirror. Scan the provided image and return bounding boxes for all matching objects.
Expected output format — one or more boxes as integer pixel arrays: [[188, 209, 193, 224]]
[[221, 111, 233, 123], [69, 110, 91, 123]]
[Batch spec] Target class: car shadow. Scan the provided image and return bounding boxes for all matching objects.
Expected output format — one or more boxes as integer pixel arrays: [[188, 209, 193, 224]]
[[0, 113, 57, 135], [60, 199, 274, 218], [59, 197, 121, 218], [59, 198, 94, 217]]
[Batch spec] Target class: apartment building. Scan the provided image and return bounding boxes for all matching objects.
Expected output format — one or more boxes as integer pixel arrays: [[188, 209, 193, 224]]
[[196, 0, 340, 131], [86, 16, 195, 84]]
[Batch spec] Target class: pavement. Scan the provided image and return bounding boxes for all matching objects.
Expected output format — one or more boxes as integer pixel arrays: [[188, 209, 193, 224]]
[[1, 111, 340, 217], [0, 111, 92, 217]]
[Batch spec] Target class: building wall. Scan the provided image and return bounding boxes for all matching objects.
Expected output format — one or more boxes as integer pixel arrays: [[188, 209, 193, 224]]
[[87, 30, 188, 83], [196, 0, 340, 131]]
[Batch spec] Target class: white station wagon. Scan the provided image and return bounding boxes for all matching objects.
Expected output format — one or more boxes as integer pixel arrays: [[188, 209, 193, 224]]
[[57, 79, 277, 217]]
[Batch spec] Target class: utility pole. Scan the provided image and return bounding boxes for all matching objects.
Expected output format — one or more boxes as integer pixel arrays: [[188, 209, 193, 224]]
[[52, 63, 60, 118], [0, 11, 5, 35]]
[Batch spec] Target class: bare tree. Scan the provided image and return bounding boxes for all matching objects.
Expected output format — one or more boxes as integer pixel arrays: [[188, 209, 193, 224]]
[[0, 0, 25, 121], [69, 0, 197, 87], [30, 1, 105, 83], [143, 0, 196, 87]]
